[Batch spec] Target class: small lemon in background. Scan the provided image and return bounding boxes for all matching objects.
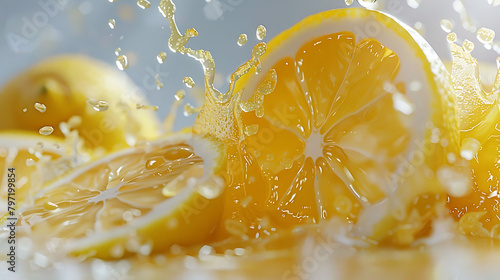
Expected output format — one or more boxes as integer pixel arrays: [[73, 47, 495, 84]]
[[0, 54, 161, 152]]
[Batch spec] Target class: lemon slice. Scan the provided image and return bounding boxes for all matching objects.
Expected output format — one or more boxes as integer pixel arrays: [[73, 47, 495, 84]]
[[196, 8, 459, 245], [0, 131, 87, 217], [13, 134, 224, 259]]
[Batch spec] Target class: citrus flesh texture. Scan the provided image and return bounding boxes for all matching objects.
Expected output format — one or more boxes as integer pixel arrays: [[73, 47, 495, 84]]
[[447, 43, 500, 238], [195, 8, 458, 245], [0, 55, 161, 152], [0, 131, 88, 219], [14, 134, 224, 259]]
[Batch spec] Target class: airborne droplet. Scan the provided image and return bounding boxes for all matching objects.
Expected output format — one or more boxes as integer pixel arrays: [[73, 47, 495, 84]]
[[237, 34, 248, 46], [256, 25, 267, 41], [116, 55, 129, 70], [39, 126, 54, 136], [137, 0, 151, 9]]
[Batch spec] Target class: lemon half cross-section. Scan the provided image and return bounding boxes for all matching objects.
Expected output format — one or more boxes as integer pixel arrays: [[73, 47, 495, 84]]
[[196, 8, 459, 245], [14, 134, 224, 259]]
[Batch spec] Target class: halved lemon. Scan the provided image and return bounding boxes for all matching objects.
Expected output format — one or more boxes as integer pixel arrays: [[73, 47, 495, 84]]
[[0, 55, 161, 152], [11, 134, 224, 259], [195, 8, 459, 245]]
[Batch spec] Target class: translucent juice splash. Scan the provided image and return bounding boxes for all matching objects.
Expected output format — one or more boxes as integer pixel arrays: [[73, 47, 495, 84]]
[[158, 0, 274, 143]]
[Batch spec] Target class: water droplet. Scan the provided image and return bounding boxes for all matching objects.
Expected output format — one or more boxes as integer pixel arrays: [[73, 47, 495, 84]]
[[460, 137, 481, 160], [157, 52, 167, 64], [256, 25, 266, 40], [414, 21, 425, 35], [137, 0, 151, 9], [175, 90, 185, 101], [109, 19, 116, 29], [115, 47, 121, 56], [186, 28, 198, 37], [139, 242, 152, 256], [183, 77, 195, 88], [34, 102, 46, 113], [255, 106, 264, 118], [39, 126, 54, 136], [333, 195, 352, 215], [155, 74, 163, 89], [136, 104, 159, 111], [92, 100, 109, 112], [183, 104, 196, 116], [43, 201, 59, 211], [281, 157, 293, 170], [463, 39, 475, 52], [345, 0, 354, 5], [266, 153, 274, 161], [440, 19, 454, 33], [22, 108, 27, 112], [197, 178, 224, 199], [26, 158, 35, 167], [477, 27, 495, 44], [116, 55, 129, 70], [109, 244, 124, 258], [244, 124, 259, 136], [407, 0, 420, 9], [241, 196, 253, 208], [237, 34, 248, 46], [145, 156, 166, 170], [437, 166, 471, 197], [446, 32, 457, 43]]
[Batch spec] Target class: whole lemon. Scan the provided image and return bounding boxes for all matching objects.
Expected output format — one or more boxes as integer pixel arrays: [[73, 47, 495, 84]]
[[0, 54, 161, 152]]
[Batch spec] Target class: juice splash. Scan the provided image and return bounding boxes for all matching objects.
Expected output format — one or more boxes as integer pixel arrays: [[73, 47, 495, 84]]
[[159, 0, 273, 144]]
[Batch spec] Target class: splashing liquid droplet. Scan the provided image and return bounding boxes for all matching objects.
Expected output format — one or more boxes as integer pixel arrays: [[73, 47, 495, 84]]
[[477, 27, 495, 44], [95, 100, 109, 112], [109, 19, 116, 29], [463, 39, 475, 52], [237, 34, 248, 46], [137, 0, 151, 9], [407, 0, 421, 9], [136, 104, 159, 111], [39, 126, 54, 136], [116, 55, 129, 70], [175, 90, 185, 101], [34, 102, 46, 113], [184, 104, 198, 116], [345, 0, 354, 6], [183, 77, 195, 88], [256, 25, 267, 40], [155, 74, 164, 89], [26, 158, 35, 167], [447, 32, 457, 43], [255, 106, 264, 118], [460, 137, 481, 160], [440, 19, 454, 33], [244, 124, 259, 136], [281, 157, 293, 170], [115, 48, 121, 56], [157, 52, 167, 63]]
